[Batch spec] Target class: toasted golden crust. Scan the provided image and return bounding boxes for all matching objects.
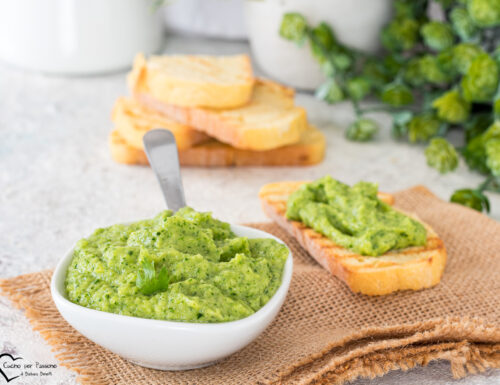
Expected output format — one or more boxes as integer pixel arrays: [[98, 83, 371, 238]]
[[128, 53, 254, 109], [109, 127, 325, 167], [259, 181, 447, 296], [135, 79, 309, 151], [109, 130, 149, 165], [112, 97, 210, 151]]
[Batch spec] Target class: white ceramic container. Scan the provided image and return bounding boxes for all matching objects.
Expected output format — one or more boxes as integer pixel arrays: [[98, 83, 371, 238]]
[[245, 0, 393, 90], [51, 223, 293, 370], [163, 0, 246, 40], [0, 0, 163, 75]]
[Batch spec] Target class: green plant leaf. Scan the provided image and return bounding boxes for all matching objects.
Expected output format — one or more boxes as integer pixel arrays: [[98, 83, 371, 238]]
[[408, 113, 442, 142], [391, 110, 413, 139], [315, 78, 344, 103], [419, 55, 451, 85], [279, 13, 308, 44], [346, 76, 372, 101], [467, 0, 500, 27], [450, 188, 490, 212], [452, 43, 484, 74], [461, 53, 499, 102], [462, 136, 490, 173], [381, 17, 420, 52], [464, 113, 493, 143], [421, 21, 455, 52], [463, 120, 500, 173], [136, 259, 170, 295], [362, 59, 392, 88], [436, 48, 459, 79], [394, 0, 429, 18], [425, 138, 459, 173], [403, 57, 426, 87], [486, 139, 500, 176], [346, 118, 379, 142], [309, 22, 336, 63], [432, 89, 471, 124], [381, 82, 414, 106], [450, 6, 478, 41]]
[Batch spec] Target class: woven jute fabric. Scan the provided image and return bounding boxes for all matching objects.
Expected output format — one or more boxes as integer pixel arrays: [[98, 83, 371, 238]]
[[1, 186, 500, 385]]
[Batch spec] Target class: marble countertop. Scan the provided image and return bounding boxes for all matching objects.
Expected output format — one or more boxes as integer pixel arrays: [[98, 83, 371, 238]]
[[1, 35, 499, 385]]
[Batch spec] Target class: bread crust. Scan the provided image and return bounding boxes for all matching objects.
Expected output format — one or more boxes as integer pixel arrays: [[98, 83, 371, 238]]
[[259, 181, 447, 296], [109, 128, 325, 167], [109, 130, 149, 165], [127, 53, 254, 109], [135, 79, 309, 151], [112, 97, 210, 151]]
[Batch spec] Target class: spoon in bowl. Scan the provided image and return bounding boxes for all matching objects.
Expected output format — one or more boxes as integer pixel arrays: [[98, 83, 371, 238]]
[[143, 129, 186, 212]]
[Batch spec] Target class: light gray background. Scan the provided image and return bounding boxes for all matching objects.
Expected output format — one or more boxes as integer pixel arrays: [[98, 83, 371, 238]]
[[1, 35, 499, 384]]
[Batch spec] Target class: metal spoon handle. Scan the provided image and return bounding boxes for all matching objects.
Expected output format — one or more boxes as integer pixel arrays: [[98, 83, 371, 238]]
[[143, 129, 186, 212]]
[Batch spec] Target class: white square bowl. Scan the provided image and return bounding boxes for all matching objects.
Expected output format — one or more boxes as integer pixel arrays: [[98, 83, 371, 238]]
[[51, 223, 293, 370]]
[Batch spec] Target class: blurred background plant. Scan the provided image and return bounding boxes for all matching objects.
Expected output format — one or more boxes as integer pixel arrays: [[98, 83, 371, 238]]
[[280, 0, 500, 213]]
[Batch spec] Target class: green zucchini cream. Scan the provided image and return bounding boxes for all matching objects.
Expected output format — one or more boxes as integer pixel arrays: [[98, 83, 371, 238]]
[[286, 176, 427, 256], [65, 208, 288, 323]]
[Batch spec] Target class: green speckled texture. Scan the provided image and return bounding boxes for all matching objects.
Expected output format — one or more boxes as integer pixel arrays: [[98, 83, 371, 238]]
[[65, 208, 288, 322], [286, 176, 427, 256]]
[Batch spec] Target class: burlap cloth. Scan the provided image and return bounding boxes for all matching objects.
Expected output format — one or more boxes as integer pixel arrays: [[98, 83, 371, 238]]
[[1, 186, 500, 385]]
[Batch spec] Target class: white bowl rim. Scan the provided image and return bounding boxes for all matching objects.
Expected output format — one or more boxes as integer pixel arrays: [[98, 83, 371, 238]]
[[51, 222, 293, 331]]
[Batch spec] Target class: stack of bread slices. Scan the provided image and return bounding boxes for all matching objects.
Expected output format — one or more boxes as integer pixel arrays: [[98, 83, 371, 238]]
[[110, 53, 326, 167]]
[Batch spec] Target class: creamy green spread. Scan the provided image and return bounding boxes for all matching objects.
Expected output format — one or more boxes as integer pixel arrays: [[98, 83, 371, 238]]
[[65, 208, 288, 323], [286, 176, 427, 256]]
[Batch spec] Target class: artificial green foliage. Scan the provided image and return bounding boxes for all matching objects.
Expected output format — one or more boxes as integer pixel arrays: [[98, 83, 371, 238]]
[[450, 6, 478, 40], [403, 57, 427, 86], [419, 55, 450, 84], [347, 77, 372, 101], [425, 138, 459, 173], [280, 0, 500, 213], [310, 22, 336, 63], [482, 120, 500, 141], [391, 110, 414, 139], [345, 118, 379, 142], [382, 17, 421, 51], [408, 113, 442, 142], [331, 49, 353, 71], [462, 120, 500, 172], [279, 13, 308, 43], [421, 21, 455, 51], [467, 0, 500, 27], [437, 0, 457, 9], [493, 45, 500, 62], [461, 53, 499, 102], [452, 43, 484, 74], [494, 98, 500, 119], [394, 0, 429, 18], [450, 188, 490, 211], [486, 139, 500, 176], [362, 59, 392, 87], [464, 113, 493, 143], [315, 78, 344, 103], [437, 48, 458, 77], [432, 89, 470, 123], [382, 55, 404, 77], [381, 82, 414, 106], [462, 135, 491, 173]]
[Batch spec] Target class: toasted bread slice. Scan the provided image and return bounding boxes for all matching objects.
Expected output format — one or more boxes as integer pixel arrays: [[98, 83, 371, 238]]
[[259, 181, 447, 296], [110, 130, 149, 165], [109, 127, 325, 167], [112, 97, 210, 151], [128, 53, 254, 109], [136, 79, 309, 151]]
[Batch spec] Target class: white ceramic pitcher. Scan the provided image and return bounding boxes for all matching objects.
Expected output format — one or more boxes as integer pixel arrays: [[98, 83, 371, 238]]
[[0, 0, 164, 75]]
